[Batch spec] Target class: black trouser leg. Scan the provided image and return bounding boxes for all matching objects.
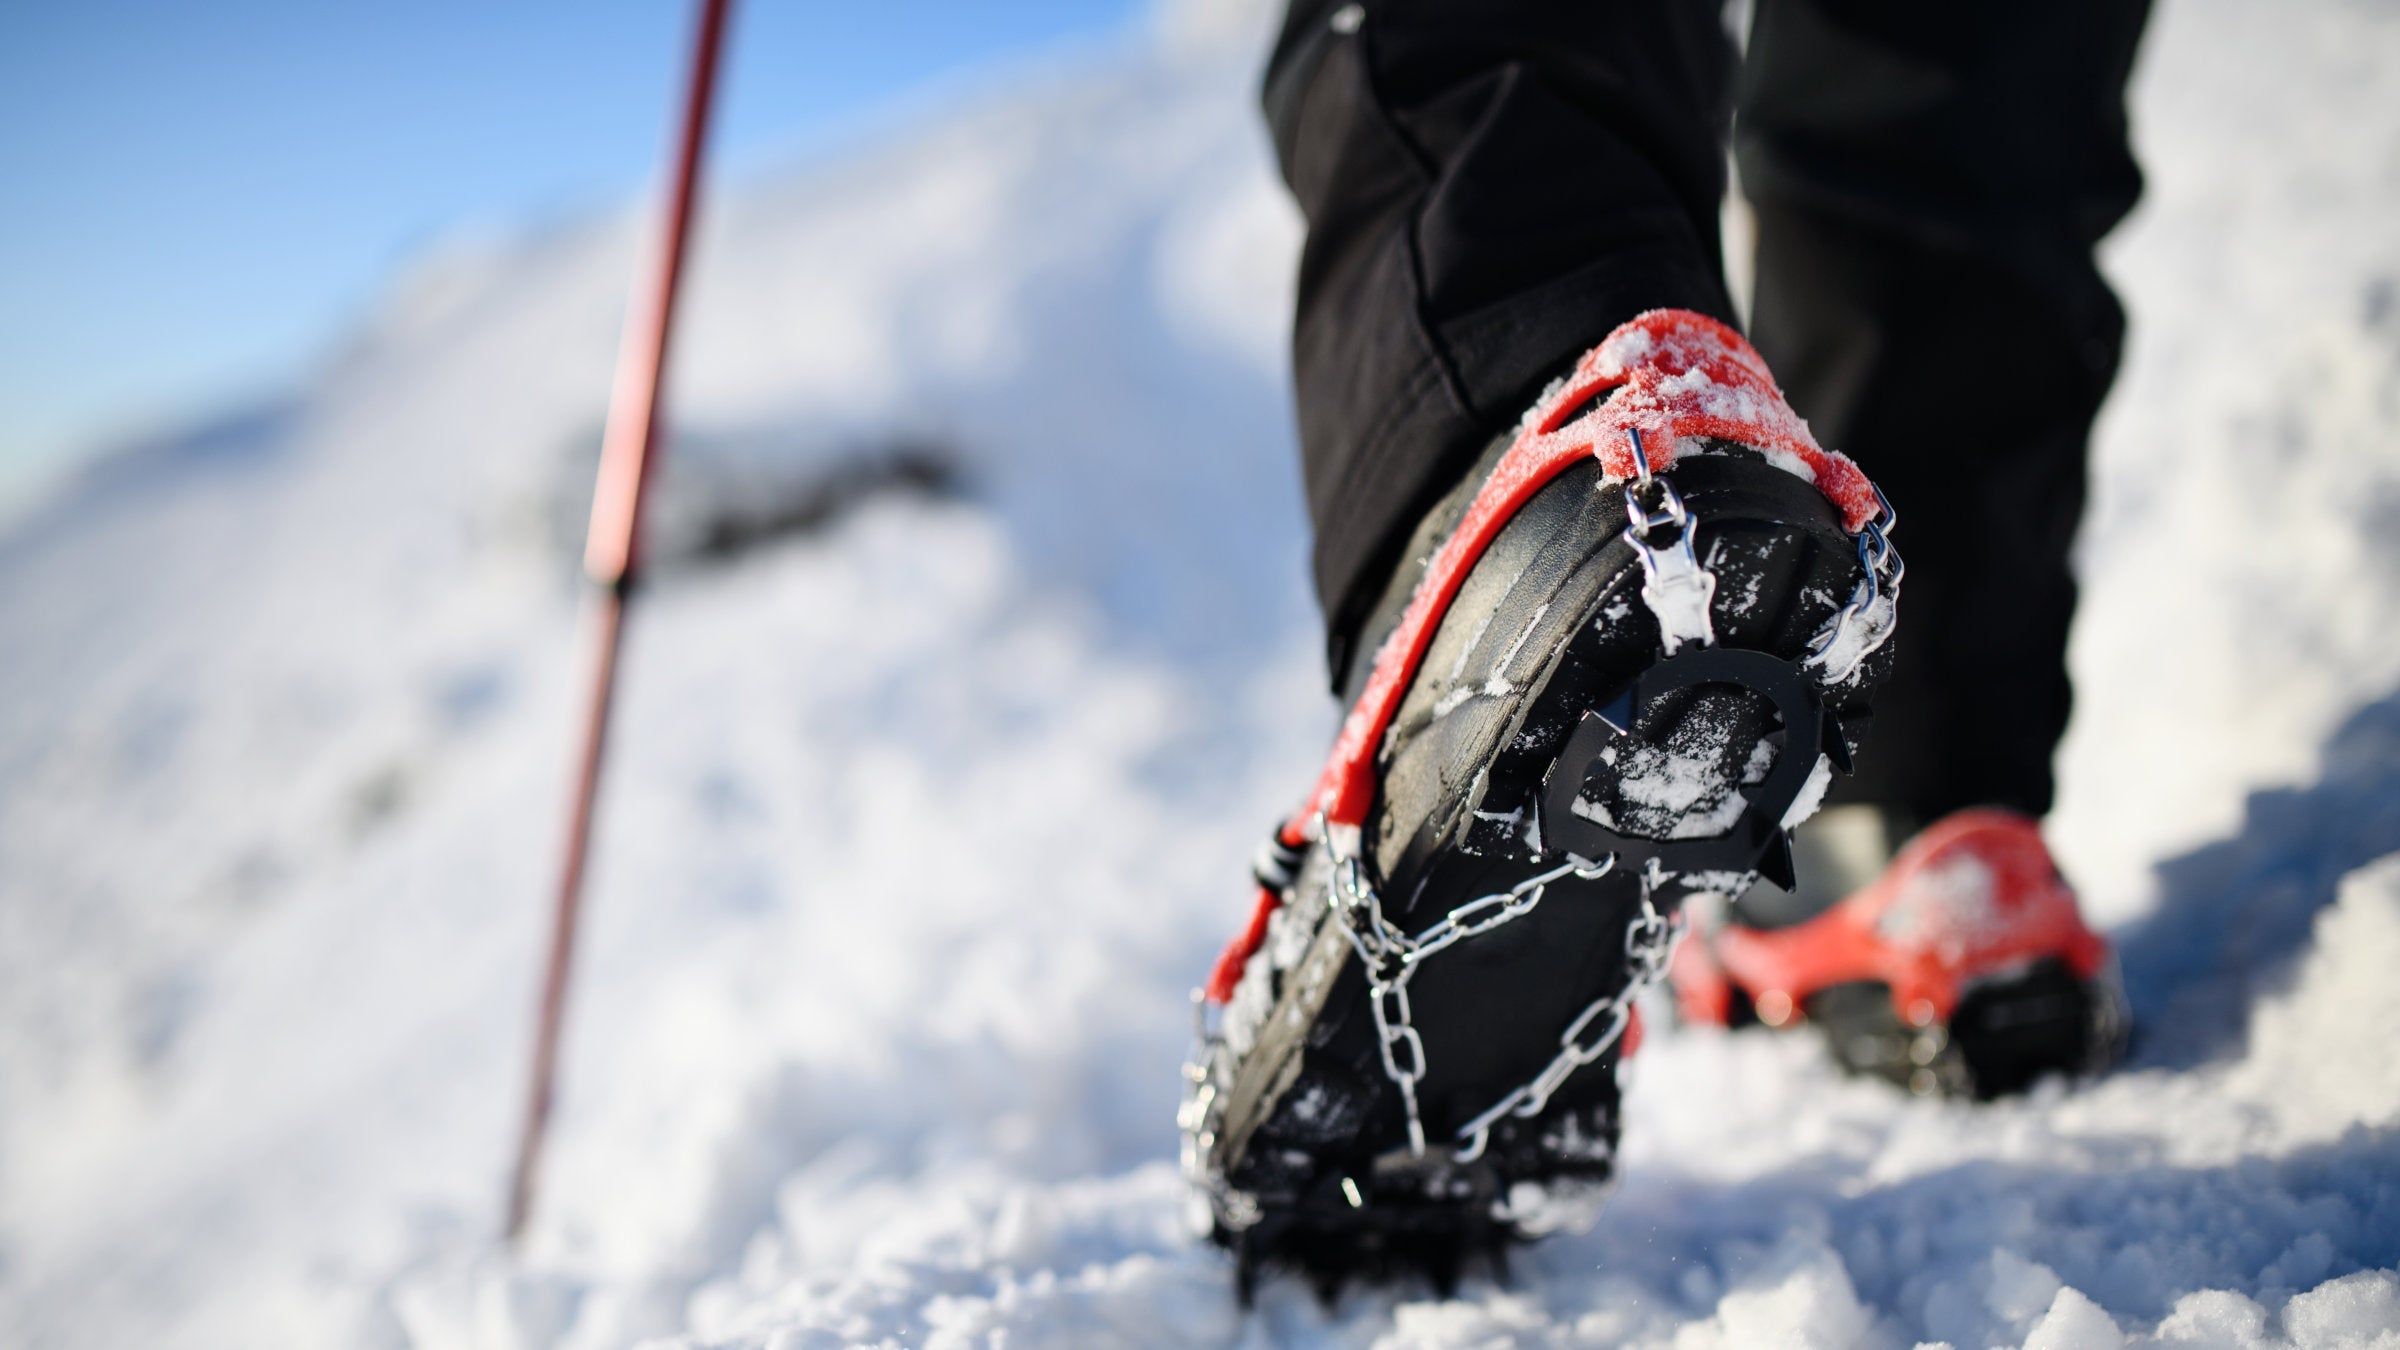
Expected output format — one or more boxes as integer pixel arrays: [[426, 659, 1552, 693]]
[[1739, 0, 2151, 822], [1264, 0, 1740, 680]]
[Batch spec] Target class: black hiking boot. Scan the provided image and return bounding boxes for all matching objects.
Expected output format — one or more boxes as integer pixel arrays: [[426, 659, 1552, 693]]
[[1180, 309, 1903, 1298]]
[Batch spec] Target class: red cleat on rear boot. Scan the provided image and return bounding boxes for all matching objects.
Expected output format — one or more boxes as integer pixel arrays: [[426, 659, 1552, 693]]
[[1675, 809, 2127, 1097]]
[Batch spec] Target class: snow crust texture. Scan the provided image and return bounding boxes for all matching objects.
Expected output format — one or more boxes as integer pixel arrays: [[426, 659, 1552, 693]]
[[3, 0, 2399, 1346]]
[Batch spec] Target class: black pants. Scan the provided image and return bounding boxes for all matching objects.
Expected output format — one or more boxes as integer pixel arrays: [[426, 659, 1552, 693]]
[[1267, 0, 2150, 824]]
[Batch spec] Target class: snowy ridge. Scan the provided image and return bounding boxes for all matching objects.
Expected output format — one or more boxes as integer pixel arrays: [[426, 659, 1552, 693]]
[[2, 0, 2399, 1345]]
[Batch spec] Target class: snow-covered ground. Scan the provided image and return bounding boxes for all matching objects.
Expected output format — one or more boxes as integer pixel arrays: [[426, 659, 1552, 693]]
[[3, 0, 2397, 1346]]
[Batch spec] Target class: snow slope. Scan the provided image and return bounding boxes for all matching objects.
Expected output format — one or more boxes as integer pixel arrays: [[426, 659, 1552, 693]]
[[2, 0, 2398, 1346]]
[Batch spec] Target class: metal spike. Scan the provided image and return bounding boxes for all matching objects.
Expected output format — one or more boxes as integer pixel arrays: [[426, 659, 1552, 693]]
[[1760, 830, 1799, 890], [1820, 715, 1853, 774]]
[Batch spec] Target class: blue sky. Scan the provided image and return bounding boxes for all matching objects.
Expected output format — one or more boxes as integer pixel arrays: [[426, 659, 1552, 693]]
[[0, 0, 1149, 517]]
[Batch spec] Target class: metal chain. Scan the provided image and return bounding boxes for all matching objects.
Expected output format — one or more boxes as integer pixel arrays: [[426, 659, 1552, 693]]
[[1179, 992, 1251, 1229], [1178, 838, 1685, 1227], [1450, 865, 1681, 1162], [1320, 817, 1648, 1160]]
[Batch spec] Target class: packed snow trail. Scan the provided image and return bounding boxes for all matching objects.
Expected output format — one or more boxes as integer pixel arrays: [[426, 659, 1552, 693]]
[[2, 0, 2399, 1347]]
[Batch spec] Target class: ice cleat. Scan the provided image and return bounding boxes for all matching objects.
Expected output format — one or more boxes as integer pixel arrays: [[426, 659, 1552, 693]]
[[1179, 310, 1903, 1298], [1672, 808, 2127, 1098]]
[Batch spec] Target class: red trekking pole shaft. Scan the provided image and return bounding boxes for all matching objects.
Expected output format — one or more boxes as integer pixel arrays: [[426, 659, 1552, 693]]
[[505, 0, 733, 1245]]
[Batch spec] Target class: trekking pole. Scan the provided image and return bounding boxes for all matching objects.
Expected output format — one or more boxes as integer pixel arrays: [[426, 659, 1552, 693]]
[[504, 0, 733, 1246]]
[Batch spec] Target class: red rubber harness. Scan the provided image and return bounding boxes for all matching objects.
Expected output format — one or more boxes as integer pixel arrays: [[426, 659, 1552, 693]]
[[1206, 309, 1878, 1003]]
